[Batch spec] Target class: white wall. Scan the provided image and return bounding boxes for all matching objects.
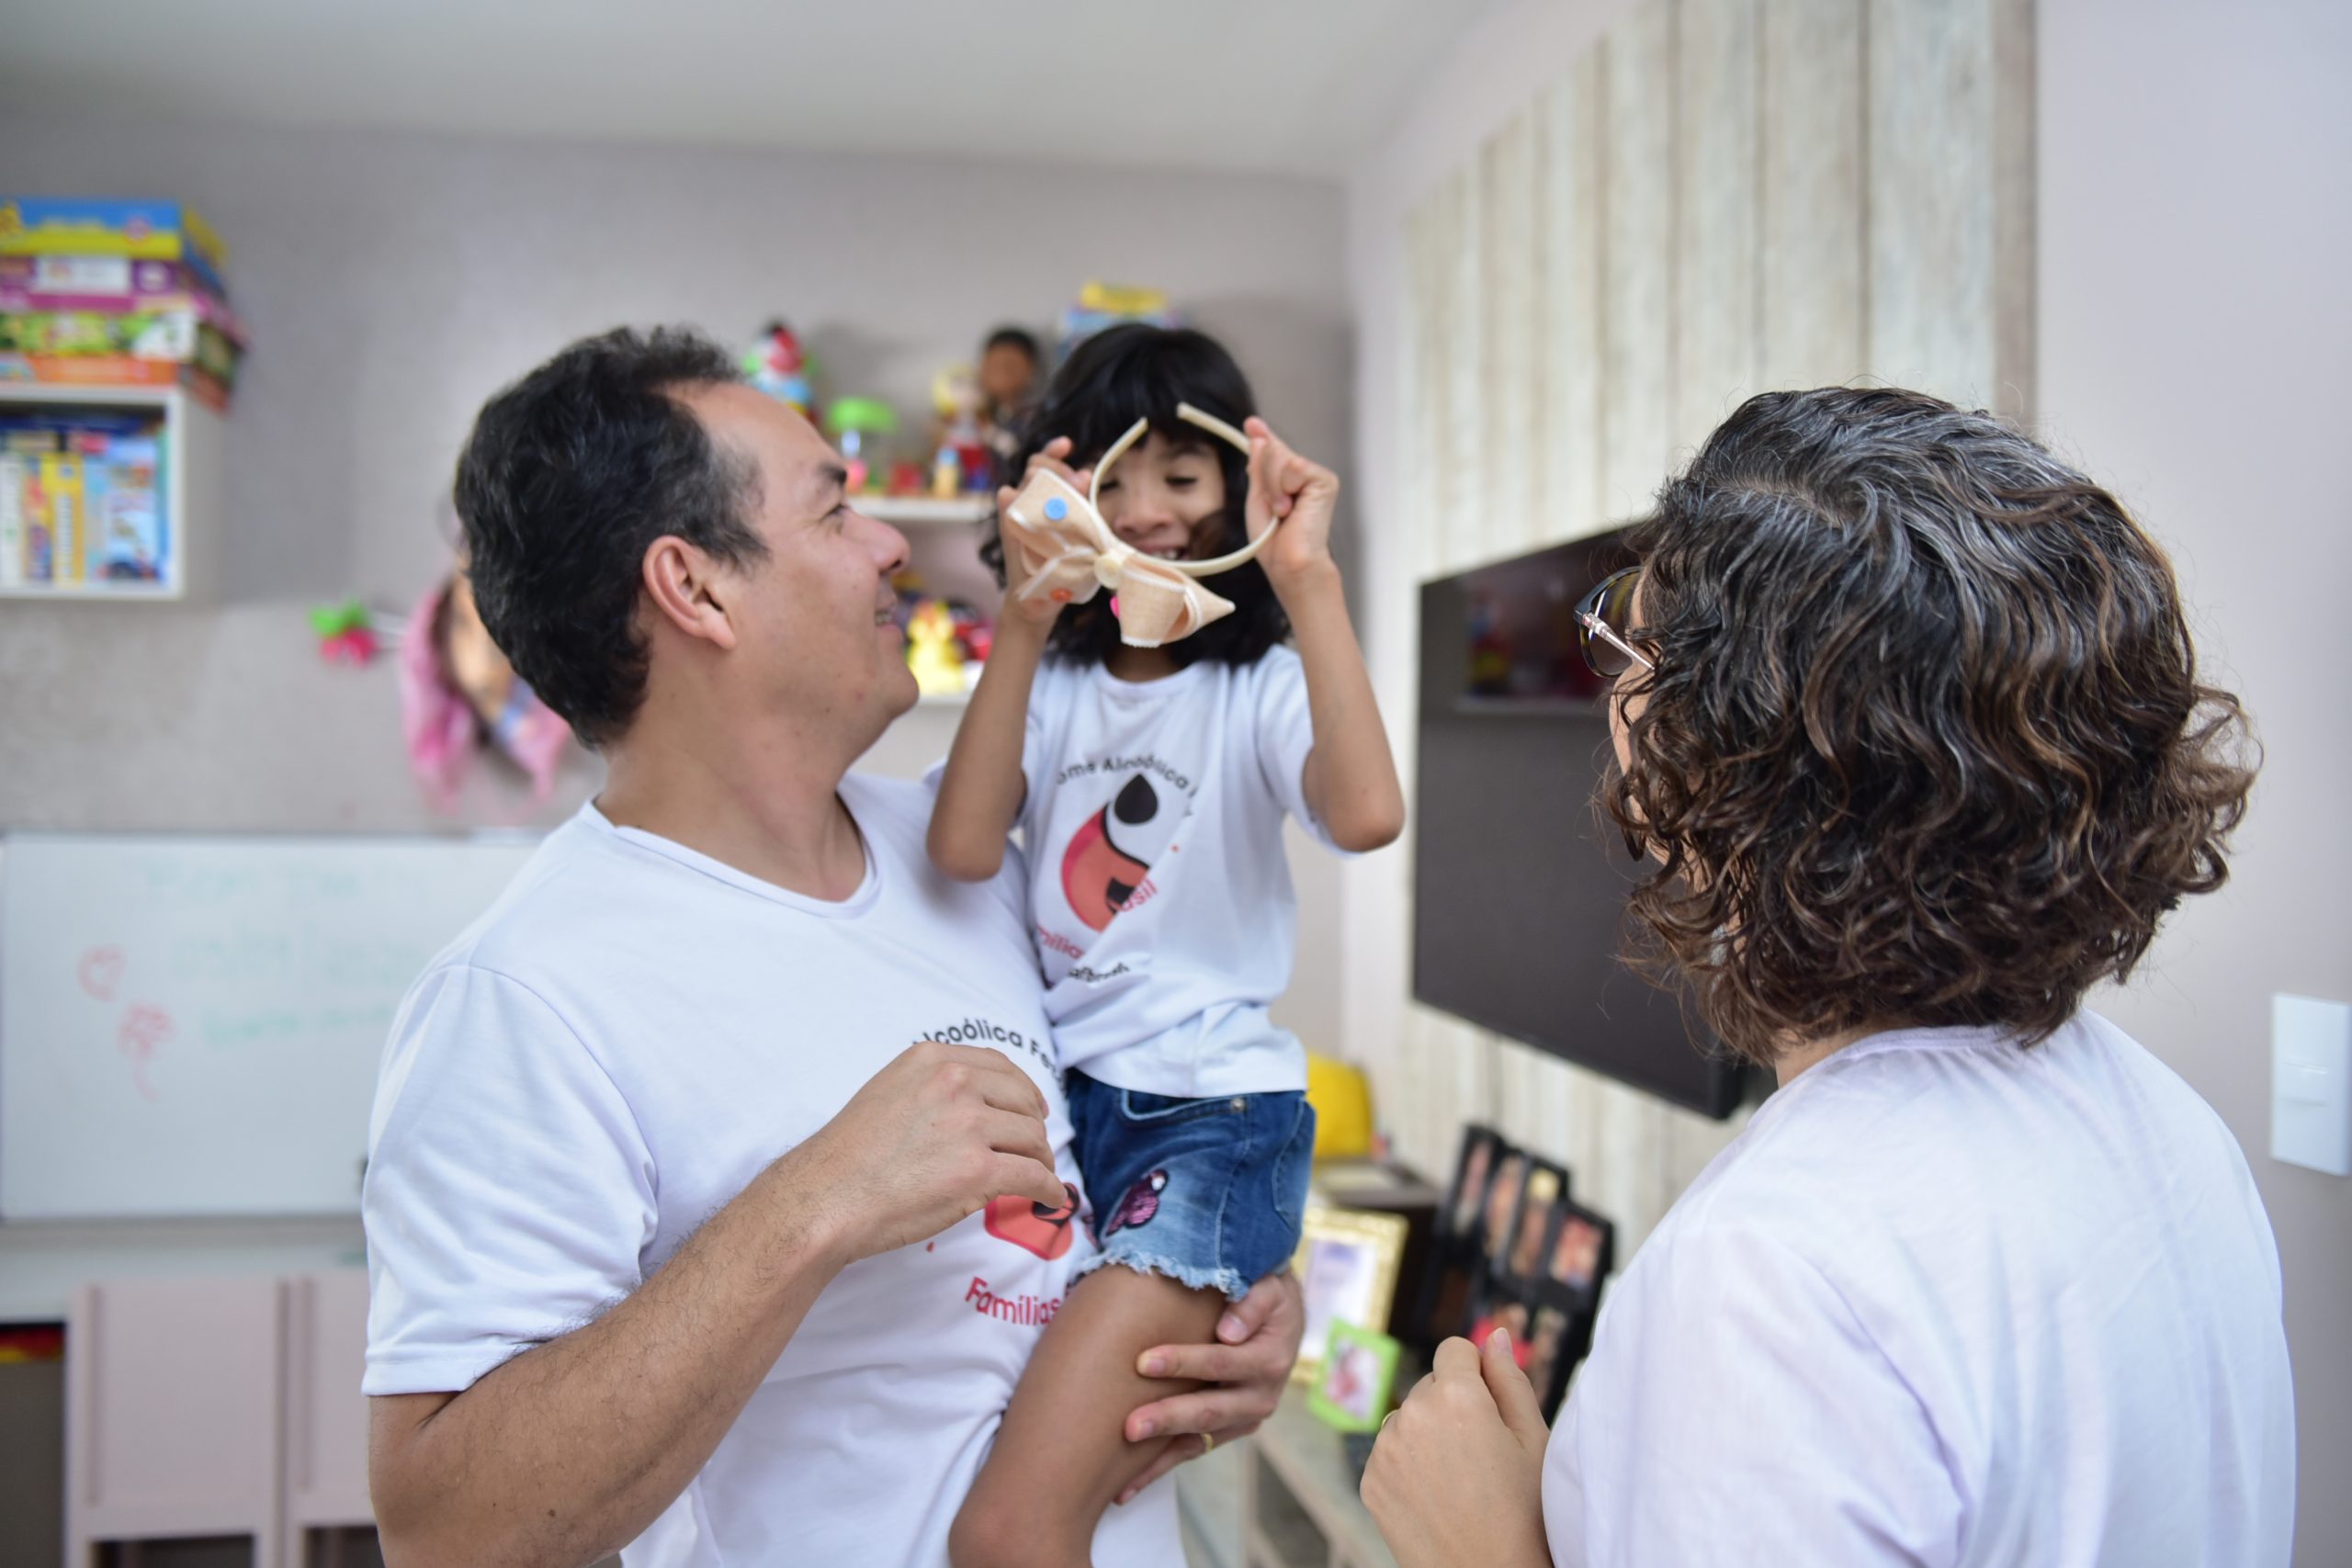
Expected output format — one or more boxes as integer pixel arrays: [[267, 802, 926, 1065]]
[[1346, 2, 2346, 1562], [2038, 2, 2352, 1560]]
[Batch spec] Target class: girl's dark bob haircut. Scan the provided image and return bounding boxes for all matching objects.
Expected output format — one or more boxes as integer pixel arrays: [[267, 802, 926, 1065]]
[[980, 323, 1289, 667]]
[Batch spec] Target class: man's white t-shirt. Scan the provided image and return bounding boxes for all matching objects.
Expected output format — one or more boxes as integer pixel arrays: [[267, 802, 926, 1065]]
[[361, 777, 1182, 1568], [1014, 646, 1335, 1099], [1543, 1011, 2295, 1568]]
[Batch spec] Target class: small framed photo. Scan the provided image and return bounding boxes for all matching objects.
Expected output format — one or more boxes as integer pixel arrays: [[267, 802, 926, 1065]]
[[1290, 1201, 1410, 1384], [1503, 1161, 1567, 1284], [1441, 1124, 1503, 1243], [1524, 1303, 1573, 1416], [1479, 1148, 1528, 1267], [1546, 1201, 1614, 1303], [1306, 1320, 1402, 1433]]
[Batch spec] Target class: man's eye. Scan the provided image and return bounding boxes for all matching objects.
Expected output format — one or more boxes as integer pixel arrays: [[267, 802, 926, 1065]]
[[1168, 475, 1197, 489]]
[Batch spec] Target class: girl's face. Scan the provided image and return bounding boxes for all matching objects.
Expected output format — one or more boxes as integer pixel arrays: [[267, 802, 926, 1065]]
[[1093, 431, 1228, 562]]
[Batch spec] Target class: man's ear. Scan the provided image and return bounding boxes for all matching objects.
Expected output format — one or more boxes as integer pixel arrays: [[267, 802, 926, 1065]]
[[641, 536, 740, 650]]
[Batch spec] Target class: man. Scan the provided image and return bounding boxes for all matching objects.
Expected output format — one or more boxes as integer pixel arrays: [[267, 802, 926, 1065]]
[[362, 327, 1302, 1567]]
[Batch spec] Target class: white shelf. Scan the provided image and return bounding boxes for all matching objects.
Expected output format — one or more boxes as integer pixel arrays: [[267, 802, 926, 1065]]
[[860, 494, 995, 526], [915, 688, 973, 707], [0, 380, 223, 603]]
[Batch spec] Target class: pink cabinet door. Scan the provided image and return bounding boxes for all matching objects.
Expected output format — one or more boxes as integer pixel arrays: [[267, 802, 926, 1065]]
[[285, 1270, 373, 1532], [66, 1274, 286, 1565]]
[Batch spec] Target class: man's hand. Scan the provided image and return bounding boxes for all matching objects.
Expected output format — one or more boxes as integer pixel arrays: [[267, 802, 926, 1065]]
[[1361, 1330, 1555, 1568], [784, 1041, 1066, 1264], [1112, 1268, 1306, 1502]]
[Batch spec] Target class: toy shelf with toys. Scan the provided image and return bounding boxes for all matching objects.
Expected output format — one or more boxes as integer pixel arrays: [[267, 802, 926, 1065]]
[[0, 380, 223, 602], [861, 494, 997, 527]]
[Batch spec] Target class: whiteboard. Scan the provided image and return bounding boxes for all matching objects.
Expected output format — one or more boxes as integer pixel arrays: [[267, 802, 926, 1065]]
[[0, 833, 538, 1219]]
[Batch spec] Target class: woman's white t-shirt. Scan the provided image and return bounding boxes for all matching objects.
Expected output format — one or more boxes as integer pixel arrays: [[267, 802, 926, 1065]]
[[360, 777, 1182, 1568], [1543, 1011, 2294, 1568], [1012, 647, 1337, 1098]]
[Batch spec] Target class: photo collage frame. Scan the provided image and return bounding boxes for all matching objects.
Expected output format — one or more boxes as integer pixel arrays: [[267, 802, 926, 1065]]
[[1409, 1123, 1616, 1420]]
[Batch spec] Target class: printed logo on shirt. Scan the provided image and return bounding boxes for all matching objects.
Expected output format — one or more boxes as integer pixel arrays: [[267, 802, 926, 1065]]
[[985, 1182, 1082, 1260], [965, 1275, 1062, 1327], [1058, 772, 1188, 932], [916, 1014, 1055, 1076]]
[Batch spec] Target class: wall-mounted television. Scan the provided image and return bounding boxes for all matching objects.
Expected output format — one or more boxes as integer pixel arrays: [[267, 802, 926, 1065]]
[[1412, 531, 1751, 1120]]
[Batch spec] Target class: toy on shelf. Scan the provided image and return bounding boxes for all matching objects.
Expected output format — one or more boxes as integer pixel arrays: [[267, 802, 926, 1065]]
[[1057, 280, 1179, 356], [742, 320, 811, 417], [309, 599, 388, 666], [977, 326, 1041, 471], [399, 571, 573, 808], [905, 599, 967, 695], [824, 397, 899, 493], [929, 366, 994, 498]]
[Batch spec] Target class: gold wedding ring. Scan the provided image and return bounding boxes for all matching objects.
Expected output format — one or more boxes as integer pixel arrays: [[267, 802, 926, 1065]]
[[1199, 1432, 1218, 1455]]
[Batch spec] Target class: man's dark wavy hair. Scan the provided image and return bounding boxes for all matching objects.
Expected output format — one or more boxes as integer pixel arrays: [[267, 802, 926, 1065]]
[[979, 323, 1289, 668], [453, 327, 761, 747], [1607, 386, 2256, 1064]]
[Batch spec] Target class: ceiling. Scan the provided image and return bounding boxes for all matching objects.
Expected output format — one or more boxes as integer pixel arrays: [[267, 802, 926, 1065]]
[[0, 0, 1499, 178]]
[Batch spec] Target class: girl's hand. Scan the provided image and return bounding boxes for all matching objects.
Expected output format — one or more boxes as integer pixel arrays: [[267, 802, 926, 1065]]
[[1361, 1330, 1555, 1568], [996, 436, 1097, 627], [1242, 416, 1341, 592]]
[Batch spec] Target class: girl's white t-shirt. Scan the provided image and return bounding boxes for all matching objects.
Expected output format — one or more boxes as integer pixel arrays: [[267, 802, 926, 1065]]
[[360, 776, 1182, 1568], [1542, 1011, 2296, 1568], [1013, 646, 1338, 1099]]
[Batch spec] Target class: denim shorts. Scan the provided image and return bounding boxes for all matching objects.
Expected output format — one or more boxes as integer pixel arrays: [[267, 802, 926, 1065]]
[[1066, 1068, 1317, 1303]]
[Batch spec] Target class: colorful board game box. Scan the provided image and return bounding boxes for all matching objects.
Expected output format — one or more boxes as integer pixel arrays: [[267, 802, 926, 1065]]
[[0, 310, 243, 382], [0, 353, 231, 412], [0, 255, 243, 333], [0, 200, 228, 295]]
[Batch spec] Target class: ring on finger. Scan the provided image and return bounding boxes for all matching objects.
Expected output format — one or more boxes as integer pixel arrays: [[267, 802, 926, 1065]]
[[1199, 1431, 1217, 1456]]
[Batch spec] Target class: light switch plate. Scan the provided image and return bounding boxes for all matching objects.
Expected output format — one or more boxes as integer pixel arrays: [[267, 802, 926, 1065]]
[[2272, 993, 2351, 1177]]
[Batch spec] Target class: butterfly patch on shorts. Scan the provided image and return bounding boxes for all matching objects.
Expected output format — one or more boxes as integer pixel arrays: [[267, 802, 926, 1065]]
[[1101, 1169, 1169, 1236]]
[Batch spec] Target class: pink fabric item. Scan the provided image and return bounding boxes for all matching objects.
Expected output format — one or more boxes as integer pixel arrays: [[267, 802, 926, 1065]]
[[397, 579, 475, 811], [397, 576, 571, 809]]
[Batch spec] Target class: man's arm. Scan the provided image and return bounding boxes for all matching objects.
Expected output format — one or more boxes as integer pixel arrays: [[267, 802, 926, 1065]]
[[369, 1041, 1067, 1568]]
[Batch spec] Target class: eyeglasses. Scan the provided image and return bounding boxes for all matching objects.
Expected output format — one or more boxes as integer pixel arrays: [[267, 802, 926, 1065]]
[[1575, 565, 1652, 677]]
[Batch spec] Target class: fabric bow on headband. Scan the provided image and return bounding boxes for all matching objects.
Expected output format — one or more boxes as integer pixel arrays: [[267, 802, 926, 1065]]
[[999, 401, 1280, 648]]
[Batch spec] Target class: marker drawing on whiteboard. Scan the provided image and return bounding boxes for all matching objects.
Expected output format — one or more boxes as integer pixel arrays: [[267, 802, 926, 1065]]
[[116, 1004, 174, 1100], [76, 945, 127, 1002]]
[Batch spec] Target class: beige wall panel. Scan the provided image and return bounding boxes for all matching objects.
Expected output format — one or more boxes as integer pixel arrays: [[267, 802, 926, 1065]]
[[1867, 0, 1998, 404], [1599, 0, 1679, 525], [1479, 116, 1544, 563], [1673, 0, 1762, 457], [1758, 0, 1868, 390], [1538, 59, 1608, 543]]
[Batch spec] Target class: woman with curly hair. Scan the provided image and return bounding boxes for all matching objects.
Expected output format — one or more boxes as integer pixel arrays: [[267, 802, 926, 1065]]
[[1363, 388, 2294, 1567]]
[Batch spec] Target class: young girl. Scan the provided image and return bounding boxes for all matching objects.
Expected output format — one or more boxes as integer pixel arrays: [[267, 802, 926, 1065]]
[[930, 324, 1406, 1567]]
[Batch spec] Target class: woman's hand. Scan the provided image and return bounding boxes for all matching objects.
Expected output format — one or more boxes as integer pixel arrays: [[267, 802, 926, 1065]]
[[1362, 1330, 1555, 1568], [1113, 1269, 1306, 1503], [1242, 417, 1341, 592]]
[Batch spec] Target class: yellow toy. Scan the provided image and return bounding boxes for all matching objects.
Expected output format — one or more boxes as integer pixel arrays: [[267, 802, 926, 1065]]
[[905, 600, 967, 696], [1306, 1052, 1375, 1161]]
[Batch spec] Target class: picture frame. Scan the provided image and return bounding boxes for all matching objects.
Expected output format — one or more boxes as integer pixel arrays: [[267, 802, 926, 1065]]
[[1440, 1123, 1503, 1244], [1290, 1201, 1410, 1384], [1501, 1159, 1568, 1285], [1306, 1320, 1403, 1433]]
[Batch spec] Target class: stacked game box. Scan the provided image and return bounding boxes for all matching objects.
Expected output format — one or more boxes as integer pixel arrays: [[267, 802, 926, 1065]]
[[0, 406, 171, 588], [0, 198, 247, 412]]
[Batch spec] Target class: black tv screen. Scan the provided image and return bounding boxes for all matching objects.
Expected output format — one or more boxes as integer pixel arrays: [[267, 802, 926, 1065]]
[[1412, 532, 1748, 1119]]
